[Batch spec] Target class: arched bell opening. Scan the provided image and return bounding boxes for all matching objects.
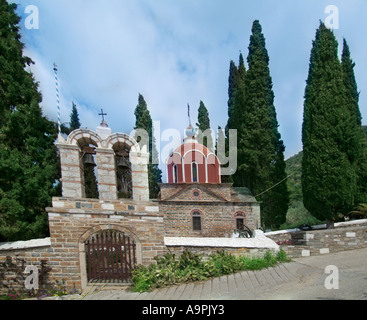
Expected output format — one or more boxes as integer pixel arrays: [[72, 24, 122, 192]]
[[113, 142, 133, 199], [78, 137, 100, 199]]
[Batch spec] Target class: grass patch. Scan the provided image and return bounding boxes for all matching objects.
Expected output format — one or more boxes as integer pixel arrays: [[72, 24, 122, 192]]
[[131, 249, 290, 293]]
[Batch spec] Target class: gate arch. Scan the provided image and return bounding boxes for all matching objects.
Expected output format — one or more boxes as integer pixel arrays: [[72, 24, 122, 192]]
[[79, 225, 141, 287]]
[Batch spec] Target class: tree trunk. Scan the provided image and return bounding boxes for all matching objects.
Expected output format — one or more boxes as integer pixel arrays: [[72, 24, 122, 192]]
[[326, 219, 335, 229]]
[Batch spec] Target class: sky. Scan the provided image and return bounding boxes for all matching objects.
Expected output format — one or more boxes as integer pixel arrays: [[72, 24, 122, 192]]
[[11, 0, 367, 172]]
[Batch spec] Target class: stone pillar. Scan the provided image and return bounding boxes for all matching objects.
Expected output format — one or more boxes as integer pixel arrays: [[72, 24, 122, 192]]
[[252, 203, 261, 229], [58, 144, 85, 198], [130, 150, 150, 201], [95, 148, 117, 200]]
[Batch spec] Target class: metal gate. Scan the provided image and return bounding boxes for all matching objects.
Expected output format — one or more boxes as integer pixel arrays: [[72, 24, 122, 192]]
[[85, 230, 136, 283]]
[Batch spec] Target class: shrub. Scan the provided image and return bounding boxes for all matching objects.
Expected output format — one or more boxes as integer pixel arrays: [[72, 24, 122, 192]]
[[131, 249, 290, 292], [276, 248, 291, 262], [208, 250, 242, 276]]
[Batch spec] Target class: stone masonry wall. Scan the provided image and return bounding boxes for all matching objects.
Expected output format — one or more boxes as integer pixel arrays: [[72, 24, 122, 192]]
[[95, 148, 118, 200], [47, 197, 165, 291], [266, 220, 367, 258], [0, 240, 55, 295], [0, 197, 165, 294], [162, 202, 258, 238], [160, 183, 260, 238], [166, 246, 271, 260], [59, 144, 85, 198], [57, 129, 150, 202], [3, 217, 366, 294]]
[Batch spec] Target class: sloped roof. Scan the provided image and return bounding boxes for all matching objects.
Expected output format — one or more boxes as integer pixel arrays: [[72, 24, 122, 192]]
[[160, 183, 229, 202], [231, 187, 257, 203]]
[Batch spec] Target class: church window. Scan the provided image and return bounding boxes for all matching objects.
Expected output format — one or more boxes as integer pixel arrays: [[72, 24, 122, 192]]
[[191, 189, 201, 199], [236, 217, 244, 230], [192, 211, 202, 231], [235, 212, 246, 230], [173, 164, 178, 183], [192, 162, 198, 183]]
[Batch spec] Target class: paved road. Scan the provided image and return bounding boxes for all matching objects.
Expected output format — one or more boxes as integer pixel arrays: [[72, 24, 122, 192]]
[[66, 248, 367, 300]]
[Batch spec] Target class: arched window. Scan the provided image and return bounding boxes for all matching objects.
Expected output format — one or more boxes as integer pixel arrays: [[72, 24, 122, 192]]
[[173, 164, 178, 183], [192, 211, 202, 231], [192, 162, 198, 183]]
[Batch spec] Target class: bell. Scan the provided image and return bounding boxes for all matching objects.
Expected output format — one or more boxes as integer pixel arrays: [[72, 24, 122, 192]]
[[117, 156, 129, 168], [83, 153, 96, 166]]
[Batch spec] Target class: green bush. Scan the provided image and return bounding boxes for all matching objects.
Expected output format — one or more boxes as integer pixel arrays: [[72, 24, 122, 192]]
[[208, 250, 242, 276], [276, 248, 291, 263], [131, 249, 290, 292]]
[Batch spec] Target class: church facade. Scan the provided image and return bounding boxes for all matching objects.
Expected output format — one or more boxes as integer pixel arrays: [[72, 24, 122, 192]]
[[161, 124, 260, 238]]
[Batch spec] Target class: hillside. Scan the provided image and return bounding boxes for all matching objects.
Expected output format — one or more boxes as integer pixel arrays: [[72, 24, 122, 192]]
[[285, 151, 303, 204], [282, 129, 367, 228], [282, 151, 322, 228]]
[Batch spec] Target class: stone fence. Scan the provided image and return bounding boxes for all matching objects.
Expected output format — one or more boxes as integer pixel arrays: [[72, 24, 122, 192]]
[[266, 219, 367, 258], [0, 197, 165, 295], [1, 213, 366, 295], [164, 230, 279, 259], [0, 238, 54, 295]]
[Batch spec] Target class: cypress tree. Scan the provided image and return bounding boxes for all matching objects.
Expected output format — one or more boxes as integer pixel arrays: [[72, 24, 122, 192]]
[[227, 60, 239, 127], [134, 94, 162, 199], [0, 1, 59, 241], [234, 20, 289, 228], [196, 101, 213, 151], [225, 54, 246, 185], [302, 22, 356, 224], [226, 54, 246, 134], [69, 102, 81, 132], [341, 39, 367, 204]]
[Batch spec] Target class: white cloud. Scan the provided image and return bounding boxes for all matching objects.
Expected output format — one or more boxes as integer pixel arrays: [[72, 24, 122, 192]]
[[15, 0, 367, 168]]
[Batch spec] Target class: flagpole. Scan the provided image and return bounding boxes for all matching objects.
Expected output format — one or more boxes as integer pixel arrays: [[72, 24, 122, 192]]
[[53, 62, 61, 135]]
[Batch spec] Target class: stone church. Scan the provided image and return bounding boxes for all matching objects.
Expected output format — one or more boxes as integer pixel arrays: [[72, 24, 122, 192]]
[[161, 123, 260, 237], [56, 118, 260, 237], [41, 117, 271, 291]]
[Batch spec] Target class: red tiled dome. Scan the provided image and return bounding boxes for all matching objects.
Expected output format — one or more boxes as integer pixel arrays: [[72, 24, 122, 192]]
[[166, 139, 221, 184]]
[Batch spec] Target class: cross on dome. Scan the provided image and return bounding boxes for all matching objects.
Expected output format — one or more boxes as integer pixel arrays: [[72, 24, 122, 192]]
[[185, 103, 196, 140]]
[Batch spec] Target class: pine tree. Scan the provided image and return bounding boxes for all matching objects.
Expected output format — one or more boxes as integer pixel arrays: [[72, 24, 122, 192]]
[[341, 39, 367, 204], [134, 94, 162, 199], [196, 101, 214, 151], [302, 22, 357, 224], [233, 20, 289, 228], [0, 1, 59, 241]]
